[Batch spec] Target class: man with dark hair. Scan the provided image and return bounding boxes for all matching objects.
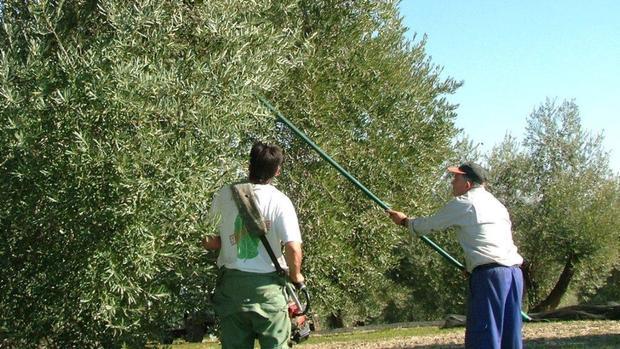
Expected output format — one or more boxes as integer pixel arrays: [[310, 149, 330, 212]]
[[249, 142, 284, 183], [203, 141, 304, 349], [387, 162, 524, 349]]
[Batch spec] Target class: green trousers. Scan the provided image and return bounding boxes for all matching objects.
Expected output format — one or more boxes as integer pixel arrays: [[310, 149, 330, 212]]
[[213, 268, 290, 349]]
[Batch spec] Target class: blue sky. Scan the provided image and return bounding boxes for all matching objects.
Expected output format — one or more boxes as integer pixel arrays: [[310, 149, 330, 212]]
[[399, 1, 620, 172]]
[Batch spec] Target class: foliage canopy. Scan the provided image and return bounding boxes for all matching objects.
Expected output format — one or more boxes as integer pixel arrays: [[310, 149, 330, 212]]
[[487, 99, 620, 311], [1, 0, 460, 346]]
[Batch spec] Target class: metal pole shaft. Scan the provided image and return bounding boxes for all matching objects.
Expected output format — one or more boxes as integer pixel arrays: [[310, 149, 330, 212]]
[[258, 97, 386, 210], [257, 95, 531, 321], [257, 95, 463, 266]]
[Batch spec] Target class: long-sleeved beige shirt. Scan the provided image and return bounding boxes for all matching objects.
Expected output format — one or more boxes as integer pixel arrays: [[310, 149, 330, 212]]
[[407, 186, 523, 272]]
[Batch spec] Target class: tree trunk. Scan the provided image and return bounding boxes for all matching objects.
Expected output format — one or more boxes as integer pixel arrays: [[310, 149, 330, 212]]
[[327, 311, 345, 329], [520, 259, 532, 305], [531, 255, 575, 313]]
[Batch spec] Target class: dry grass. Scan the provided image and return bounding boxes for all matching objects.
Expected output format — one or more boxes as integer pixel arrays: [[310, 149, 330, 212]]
[[167, 320, 620, 348], [299, 320, 620, 349]]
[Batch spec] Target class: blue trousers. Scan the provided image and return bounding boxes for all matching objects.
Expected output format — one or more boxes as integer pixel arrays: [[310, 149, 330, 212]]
[[465, 264, 524, 349]]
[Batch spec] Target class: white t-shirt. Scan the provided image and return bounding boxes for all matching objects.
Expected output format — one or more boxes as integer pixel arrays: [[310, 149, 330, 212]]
[[409, 186, 523, 272], [209, 183, 302, 273]]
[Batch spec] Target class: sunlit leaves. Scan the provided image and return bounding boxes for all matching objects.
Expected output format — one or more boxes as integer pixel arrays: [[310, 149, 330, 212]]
[[1, 0, 307, 346], [268, 0, 461, 324], [1, 1, 466, 344]]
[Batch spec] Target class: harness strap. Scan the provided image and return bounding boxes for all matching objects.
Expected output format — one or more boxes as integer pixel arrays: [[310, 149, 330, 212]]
[[231, 183, 286, 276]]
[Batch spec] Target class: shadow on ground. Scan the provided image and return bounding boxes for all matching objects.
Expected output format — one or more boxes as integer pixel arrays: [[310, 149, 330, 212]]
[[404, 334, 620, 349]]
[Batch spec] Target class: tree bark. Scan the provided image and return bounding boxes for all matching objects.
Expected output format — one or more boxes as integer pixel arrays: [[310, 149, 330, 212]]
[[520, 259, 532, 305], [327, 311, 345, 329], [531, 255, 575, 313]]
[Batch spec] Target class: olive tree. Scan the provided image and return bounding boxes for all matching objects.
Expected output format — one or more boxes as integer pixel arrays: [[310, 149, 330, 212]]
[[1, 0, 308, 346], [487, 99, 620, 312], [1, 1, 463, 346], [263, 0, 462, 325]]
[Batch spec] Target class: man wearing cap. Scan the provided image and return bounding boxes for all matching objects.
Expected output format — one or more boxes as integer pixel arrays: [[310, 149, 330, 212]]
[[387, 162, 524, 349]]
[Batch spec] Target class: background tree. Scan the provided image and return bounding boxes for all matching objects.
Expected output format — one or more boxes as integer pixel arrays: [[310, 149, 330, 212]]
[[587, 268, 620, 304], [487, 99, 620, 312]]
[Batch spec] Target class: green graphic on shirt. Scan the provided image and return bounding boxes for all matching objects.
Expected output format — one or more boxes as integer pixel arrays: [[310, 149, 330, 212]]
[[234, 214, 260, 259]]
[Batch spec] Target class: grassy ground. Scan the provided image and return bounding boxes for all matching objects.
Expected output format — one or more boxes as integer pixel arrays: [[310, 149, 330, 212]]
[[156, 326, 460, 349], [161, 320, 620, 348]]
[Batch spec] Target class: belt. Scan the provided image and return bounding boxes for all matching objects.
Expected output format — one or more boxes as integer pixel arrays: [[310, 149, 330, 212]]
[[472, 263, 520, 272]]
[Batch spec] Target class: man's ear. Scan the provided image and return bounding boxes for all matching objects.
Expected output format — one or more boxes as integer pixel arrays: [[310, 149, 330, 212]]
[[275, 166, 281, 177]]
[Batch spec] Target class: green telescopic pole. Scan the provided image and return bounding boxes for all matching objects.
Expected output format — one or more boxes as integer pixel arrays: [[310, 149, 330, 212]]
[[256, 95, 465, 268], [257, 95, 531, 321]]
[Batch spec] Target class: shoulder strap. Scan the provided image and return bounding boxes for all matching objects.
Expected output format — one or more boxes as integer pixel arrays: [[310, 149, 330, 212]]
[[231, 183, 285, 276]]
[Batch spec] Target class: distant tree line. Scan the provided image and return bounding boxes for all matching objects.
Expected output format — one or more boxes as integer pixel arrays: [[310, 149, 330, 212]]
[[1, 1, 618, 347]]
